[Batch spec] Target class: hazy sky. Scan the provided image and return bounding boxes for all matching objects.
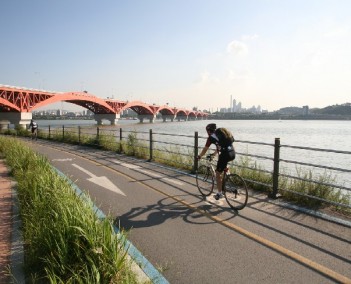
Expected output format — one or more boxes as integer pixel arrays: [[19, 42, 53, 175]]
[[1, 0, 350, 112]]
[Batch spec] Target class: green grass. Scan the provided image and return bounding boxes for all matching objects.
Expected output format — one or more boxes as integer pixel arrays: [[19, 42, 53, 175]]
[[0, 136, 144, 283], [280, 168, 351, 211], [232, 155, 350, 214], [153, 145, 194, 171], [232, 155, 273, 192]]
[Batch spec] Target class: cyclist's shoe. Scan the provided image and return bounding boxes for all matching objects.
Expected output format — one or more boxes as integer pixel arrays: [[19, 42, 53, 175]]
[[214, 193, 223, 200]]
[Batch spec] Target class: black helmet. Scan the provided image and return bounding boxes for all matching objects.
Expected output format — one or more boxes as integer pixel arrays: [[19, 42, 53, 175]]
[[206, 123, 216, 132]]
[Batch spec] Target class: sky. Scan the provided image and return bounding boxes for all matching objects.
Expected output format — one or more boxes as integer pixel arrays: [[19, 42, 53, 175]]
[[1, 0, 350, 112]]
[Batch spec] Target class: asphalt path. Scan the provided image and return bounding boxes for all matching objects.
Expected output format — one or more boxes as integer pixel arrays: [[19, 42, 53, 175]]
[[24, 139, 351, 284]]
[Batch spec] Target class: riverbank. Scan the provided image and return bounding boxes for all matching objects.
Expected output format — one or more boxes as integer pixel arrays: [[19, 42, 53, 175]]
[[1, 124, 350, 216]]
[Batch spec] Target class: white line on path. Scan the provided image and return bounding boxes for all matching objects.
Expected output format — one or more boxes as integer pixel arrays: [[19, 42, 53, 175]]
[[111, 159, 184, 186]]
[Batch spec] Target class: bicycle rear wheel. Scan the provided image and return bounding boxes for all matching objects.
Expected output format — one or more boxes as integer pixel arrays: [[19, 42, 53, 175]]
[[196, 165, 214, 196], [223, 174, 248, 210]]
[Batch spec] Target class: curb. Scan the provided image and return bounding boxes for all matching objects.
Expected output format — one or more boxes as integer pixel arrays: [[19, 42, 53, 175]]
[[271, 200, 351, 228]]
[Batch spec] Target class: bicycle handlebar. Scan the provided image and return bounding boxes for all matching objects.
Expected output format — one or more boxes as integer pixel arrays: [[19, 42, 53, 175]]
[[206, 153, 215, 161], [197, 152, 216, 161]]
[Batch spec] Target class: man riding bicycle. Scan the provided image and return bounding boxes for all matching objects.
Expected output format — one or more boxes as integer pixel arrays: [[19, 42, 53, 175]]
[[197, 123, 235, 200], [29, 119, 38, 140]]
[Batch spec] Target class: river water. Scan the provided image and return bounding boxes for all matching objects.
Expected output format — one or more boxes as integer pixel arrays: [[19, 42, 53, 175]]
[[37, 119, 351, 190], [36, 119, 351, 148]]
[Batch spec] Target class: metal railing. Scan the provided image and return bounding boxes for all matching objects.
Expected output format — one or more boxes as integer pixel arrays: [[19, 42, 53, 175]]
[[2, 125, 350, 210]]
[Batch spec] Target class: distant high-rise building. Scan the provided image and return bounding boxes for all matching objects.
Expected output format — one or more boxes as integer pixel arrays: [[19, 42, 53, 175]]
[[230, 95, 233, 110], [233, 99, 237, 112], [237, 102, 242, 111], [302, 105, 309, 116]]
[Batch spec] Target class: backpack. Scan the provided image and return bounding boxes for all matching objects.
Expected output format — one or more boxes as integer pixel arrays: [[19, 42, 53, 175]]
[[214, 128, 235, 147], [31, 121, 38, 129]]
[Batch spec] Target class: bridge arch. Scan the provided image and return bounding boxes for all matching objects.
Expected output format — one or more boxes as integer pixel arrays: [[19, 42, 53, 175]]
[[121, 101, 155, 115], [0, 98, 20, 112], [188, 111, 197, 120], [156, 105, 176, 115], [32, 92, 116, 114], [175, 109, 188, 116]]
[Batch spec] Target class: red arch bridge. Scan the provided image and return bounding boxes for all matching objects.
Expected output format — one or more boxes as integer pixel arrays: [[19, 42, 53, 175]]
[[0, 85, 208, 128]]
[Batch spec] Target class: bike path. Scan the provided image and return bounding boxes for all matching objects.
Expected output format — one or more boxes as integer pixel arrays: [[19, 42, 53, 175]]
[[25, 139, 351, 284]]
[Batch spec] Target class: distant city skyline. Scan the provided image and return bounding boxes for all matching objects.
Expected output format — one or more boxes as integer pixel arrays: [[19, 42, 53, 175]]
[[1, 1, 350, 112]]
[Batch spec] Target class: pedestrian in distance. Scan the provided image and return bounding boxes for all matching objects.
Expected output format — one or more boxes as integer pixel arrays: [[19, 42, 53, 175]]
[[29, 119, 38, 140], [197, 123, 235, 200]]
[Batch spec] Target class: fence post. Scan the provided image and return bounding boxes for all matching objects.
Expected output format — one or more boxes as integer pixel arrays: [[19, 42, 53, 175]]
[[97, 127, 100, 144], [192, 131, 199, 174], [270, 137, 280, 199], [62, 125, 65, 141], [78, 126, 81, 144], [119, 128, 123, 153], [48, 125, 51, 140], [149, 129, 153, 161]]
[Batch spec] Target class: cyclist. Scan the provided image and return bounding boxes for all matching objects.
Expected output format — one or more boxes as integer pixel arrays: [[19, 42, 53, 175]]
[[197, 123, 235, 200], [29, 119, 38, 140]]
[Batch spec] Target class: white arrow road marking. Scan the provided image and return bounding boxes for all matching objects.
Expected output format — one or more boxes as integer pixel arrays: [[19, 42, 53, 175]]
[[111, 159, 184, 186], [52, 158, 74, 161], [72, 164, 125, 196]]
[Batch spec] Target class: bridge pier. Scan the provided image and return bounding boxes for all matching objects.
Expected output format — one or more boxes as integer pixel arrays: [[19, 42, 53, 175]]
[[162, 115, 176, 122], [94, 113, 120, 125], [176, 115, 188, 122], [138, 114, 156, 123], [0, 112, 32, 129], [0, 120, 10, 130]]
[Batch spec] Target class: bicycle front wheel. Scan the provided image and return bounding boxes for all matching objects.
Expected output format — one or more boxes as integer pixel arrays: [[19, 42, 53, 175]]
[[196, 165, 214, 196], [223, 174, 248, 210]]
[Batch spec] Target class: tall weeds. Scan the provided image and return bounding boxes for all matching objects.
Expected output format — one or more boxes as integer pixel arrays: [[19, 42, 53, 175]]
[[281, 168, 350, 210]]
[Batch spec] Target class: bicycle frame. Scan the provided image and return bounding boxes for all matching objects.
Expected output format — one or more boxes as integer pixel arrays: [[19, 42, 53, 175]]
[[196, 153, 248, 210], [203, 154, 229, 181]]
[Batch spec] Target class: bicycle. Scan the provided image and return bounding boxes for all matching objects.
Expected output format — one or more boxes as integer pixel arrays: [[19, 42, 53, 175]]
[[196, 153, 248, 210], [30, 127, 38, 140]]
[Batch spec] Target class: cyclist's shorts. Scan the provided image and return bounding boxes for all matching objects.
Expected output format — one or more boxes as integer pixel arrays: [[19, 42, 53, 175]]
[[216, 150, 235, 172]]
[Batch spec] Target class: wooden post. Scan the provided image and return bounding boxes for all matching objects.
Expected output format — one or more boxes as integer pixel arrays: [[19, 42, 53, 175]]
[[149, 129, 153, 161], [192, 131, 199, 174], [270, 138, 280, 199]]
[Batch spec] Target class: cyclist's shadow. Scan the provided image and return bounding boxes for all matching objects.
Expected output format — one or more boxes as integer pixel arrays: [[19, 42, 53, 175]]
[[114, 196, 238, 230]]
